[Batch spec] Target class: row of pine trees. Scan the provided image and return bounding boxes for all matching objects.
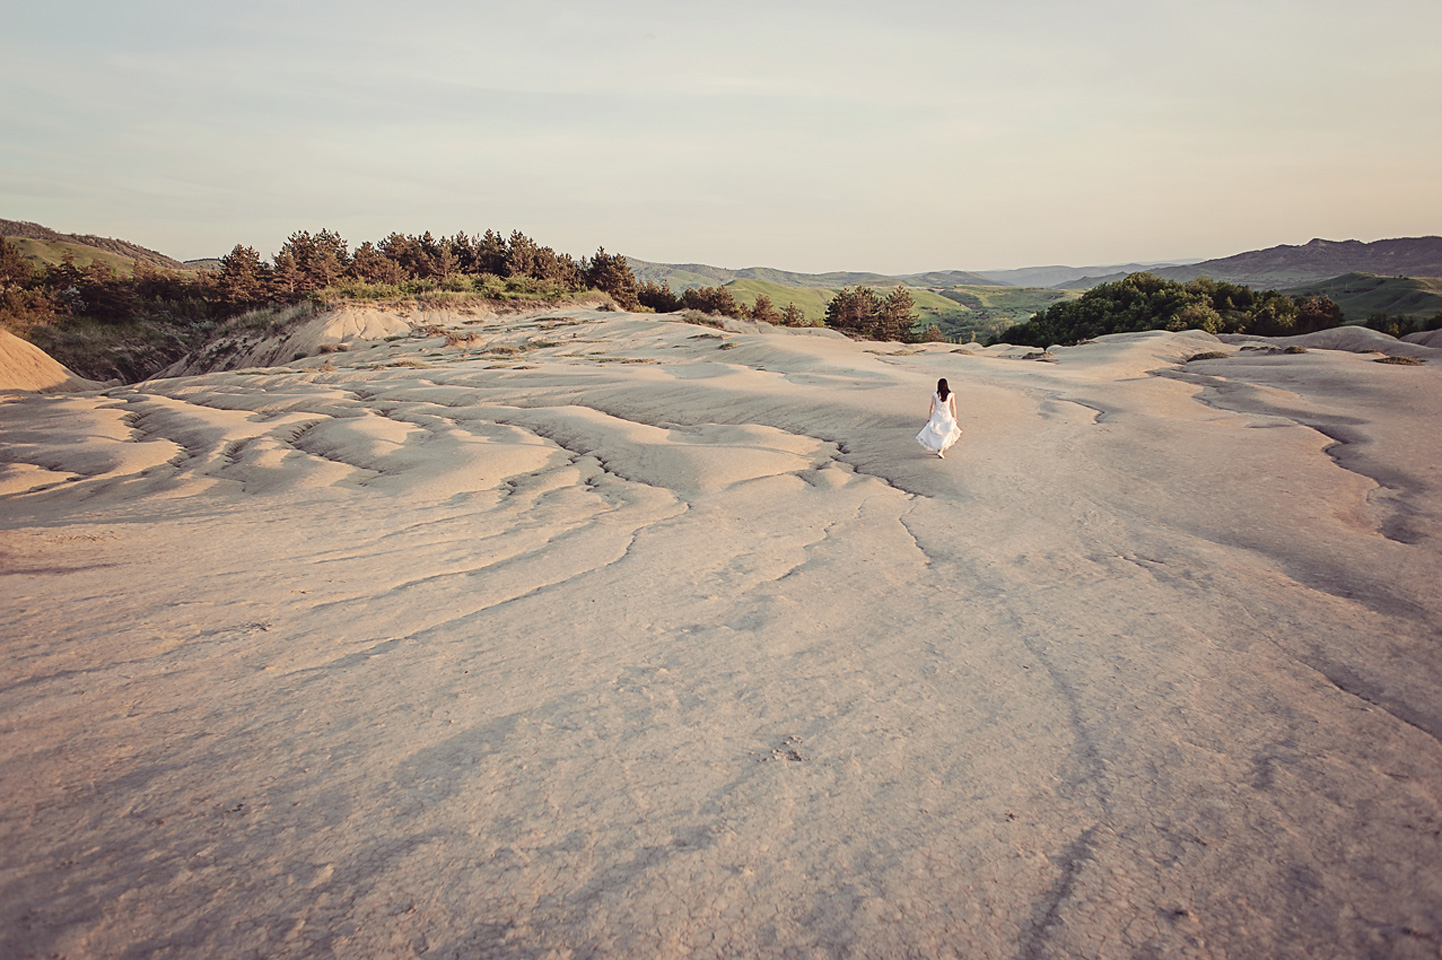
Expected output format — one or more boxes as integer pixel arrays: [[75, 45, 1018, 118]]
[[2, 227, 924, 344], [215, 229, 642, 309]]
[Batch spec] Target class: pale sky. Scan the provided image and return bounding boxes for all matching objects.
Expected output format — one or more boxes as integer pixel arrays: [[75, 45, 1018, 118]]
[[3, 0, 1439, 273]]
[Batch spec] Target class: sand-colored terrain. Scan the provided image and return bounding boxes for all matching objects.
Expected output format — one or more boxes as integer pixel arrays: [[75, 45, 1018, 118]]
[[2, 308, 1440, 959], [0, 328, 103, 395]]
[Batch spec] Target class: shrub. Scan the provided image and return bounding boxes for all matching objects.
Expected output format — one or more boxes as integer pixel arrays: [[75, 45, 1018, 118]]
[[680, 285, 742, 318], [679, 309, 723, 328], [637, 279, 681, 313]]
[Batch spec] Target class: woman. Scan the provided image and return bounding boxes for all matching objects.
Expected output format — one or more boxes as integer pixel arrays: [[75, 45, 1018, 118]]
[[916, 377, 961, 458]]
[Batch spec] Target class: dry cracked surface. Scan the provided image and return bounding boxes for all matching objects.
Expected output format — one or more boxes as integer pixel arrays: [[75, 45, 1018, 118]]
[[2, 311, 1440, 958]]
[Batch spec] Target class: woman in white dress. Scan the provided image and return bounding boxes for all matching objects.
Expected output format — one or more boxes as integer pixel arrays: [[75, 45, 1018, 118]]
[[916, 377, 961, 458]]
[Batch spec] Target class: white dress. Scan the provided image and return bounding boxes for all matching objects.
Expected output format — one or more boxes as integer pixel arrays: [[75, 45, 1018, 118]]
[[916, 391, 961, 455]]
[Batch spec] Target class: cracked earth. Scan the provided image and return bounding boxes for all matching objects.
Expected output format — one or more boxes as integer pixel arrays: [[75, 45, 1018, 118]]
[[2, 308, 1440, 958]]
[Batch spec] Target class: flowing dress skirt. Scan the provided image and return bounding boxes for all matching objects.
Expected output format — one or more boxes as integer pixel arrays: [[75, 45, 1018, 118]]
[[916, 396, 962, 454]]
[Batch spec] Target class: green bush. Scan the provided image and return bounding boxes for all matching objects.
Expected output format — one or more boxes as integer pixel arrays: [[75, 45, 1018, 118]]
[[991, 273, 1345, 346]]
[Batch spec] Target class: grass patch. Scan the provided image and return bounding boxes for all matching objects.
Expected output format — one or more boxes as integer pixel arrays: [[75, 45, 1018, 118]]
[[1186, 351, 1232, 361], [679, 310, 724, 328], [1374, 355, 1425, 365]]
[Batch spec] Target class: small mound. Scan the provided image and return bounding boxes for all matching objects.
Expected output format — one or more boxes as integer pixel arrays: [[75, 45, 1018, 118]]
[[1403, 328, 1442, 348], [1045, 330, 1225, 378], [0, 329, 103, 393], [1221, 325, 1439, 359]]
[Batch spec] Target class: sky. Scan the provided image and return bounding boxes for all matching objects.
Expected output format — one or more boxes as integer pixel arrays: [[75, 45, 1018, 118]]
[[2, 0, 1440, 273]]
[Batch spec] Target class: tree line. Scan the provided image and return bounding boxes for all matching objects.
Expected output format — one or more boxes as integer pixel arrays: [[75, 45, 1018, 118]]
[[1, 227, 930, 351], [216, 229, 643, 309], [0, 228, 646, 332], [987, 272, 1442, 346]]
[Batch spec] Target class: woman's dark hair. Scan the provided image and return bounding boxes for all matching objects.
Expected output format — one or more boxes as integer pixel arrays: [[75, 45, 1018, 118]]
[[937, 378, 951, 401]]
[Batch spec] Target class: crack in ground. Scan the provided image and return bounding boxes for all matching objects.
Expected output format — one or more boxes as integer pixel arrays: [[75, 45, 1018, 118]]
[[1157, 367, 1423, 545], [1019, 825, 1102, 960], [1265, 635, 1442, 749]]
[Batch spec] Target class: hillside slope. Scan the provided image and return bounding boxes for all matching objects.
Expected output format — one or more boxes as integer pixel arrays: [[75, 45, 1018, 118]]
[[0, 328, 104, 393], [720, 278, 1072, 341], [1071, 237, 1442, 289], [1280, 272, 1442, 320], [627, 257, 998, 291], [0, 219, 191, 272]]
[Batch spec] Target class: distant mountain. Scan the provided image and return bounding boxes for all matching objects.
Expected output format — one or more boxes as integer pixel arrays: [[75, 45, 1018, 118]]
[[1180, 236, 1442, 286], [1, 219, 190, 272], [1067, 237, 1442, 289], [975, 262, 1196, 288], [626, 257, 998, 291]]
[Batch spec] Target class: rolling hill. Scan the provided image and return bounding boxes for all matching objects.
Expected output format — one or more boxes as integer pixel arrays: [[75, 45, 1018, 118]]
[[1281, 272, 1442, 320], [721, 277, 1073, 341], [0, 219, 192, 274], [626, 258, 999, 291], [975, 261, 1197, 288]]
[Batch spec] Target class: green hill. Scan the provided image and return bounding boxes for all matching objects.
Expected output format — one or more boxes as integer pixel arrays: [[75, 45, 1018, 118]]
[[2, 218, 196, 275], [628, 257, 999, 291], [721, 278, 1074, 341], [720, 279, 835, 322], [3, 237, 152, 276], [1280, 272, 1442, 321]]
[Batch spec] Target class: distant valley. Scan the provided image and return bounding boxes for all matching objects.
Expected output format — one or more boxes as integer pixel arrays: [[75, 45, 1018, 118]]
[[628, 235, 1442, 334]]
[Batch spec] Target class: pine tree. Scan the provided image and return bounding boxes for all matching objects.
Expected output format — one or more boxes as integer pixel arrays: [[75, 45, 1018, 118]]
[[349, 241, 406, 284], [475, 230, 508, 276], [750, 293, 779, 324], [680, 285, 741, 317], [637, 279, 681, 313], [269, 248, 301, 298], [878, 286, 918, 341], [217, 244, 267, 304], [584, 247, 640, 310], [506, 231, 539, 278], [824, 286, 882, 336], [0, 238, 33, 291]]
